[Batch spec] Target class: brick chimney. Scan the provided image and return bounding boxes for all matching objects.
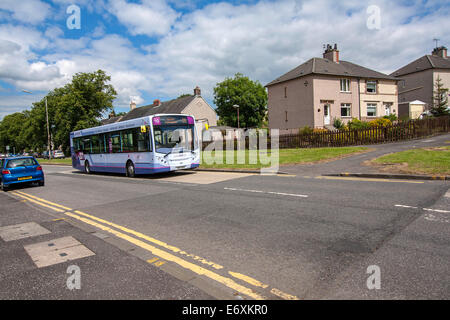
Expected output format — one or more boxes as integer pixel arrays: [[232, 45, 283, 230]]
[[130, 101, 136, 111], [432, 46, 448, 59], [323, 43, 340, 63], [194, 86, 201, 96], [153, 99, 161, 107]]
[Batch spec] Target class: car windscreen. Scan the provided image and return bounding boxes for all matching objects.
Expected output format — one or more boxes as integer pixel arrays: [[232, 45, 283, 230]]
[[6, 158, 38, 168]]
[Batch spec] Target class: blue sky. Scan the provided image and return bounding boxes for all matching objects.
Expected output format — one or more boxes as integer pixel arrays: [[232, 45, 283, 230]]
[[0, 0, 449, 119]]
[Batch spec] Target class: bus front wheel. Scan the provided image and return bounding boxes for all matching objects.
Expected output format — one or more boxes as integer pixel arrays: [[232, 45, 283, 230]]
[[126, 161, 135, 178], [85, 161, 91, 174]]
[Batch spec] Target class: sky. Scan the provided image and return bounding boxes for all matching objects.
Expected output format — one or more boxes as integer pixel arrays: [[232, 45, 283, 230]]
[[0, 0, 449, 119]]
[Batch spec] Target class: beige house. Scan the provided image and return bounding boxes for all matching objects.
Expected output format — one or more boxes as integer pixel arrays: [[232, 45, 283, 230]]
[[266, 44, 399, 129], [391, 46, 450, 110], [103, 87, 217, 138]]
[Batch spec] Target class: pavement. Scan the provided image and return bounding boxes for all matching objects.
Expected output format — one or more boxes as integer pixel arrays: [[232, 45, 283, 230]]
[[0, 191, 213, 299]]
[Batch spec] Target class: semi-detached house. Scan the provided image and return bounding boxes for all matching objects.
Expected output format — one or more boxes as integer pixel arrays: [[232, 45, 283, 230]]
[[266, 44, 399, 130]]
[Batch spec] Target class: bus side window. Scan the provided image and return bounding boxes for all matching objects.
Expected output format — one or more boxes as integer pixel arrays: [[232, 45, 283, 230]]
[[111, 132, 121, 153], [83, 137, 92, 154], [135, 127, 150, 152], [122, 130, 134, 153], [99, 134, 105, 153], [91, 135, 100, 154]]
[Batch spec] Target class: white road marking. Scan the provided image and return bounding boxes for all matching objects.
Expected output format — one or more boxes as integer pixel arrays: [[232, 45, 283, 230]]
[[423, 208, 450, 214], [224, 187, 308, 198], [395, 205, 419, 209], [395, 204, 449, 214]]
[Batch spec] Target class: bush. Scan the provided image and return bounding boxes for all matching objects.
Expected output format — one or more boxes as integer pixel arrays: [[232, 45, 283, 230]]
[[333, 118, 345, 130], [369, 118, 392, 127], [299, 126, 314, 135], [383, 114, 397, 122], [347, 118, 370, 130]]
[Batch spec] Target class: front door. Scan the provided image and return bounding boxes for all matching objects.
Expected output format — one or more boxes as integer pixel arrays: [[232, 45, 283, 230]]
[[324, 104, 331, 125], [384, 103, 392, 116]]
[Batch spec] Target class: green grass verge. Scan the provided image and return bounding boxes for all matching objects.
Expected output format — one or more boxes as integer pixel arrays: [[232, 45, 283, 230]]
[[35, 147, 370, 169], [200, 147, 369, 169], [373, 146, 450, 175], [38, 158, 72, 165]]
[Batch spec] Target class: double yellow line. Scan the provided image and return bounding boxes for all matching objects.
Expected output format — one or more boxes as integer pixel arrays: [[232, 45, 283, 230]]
[[10, 190, 299, 300]]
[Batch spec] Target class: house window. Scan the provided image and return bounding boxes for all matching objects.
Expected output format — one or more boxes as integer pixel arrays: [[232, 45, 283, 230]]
[[367, 103, 377, 117], [340, 79, 350, 92], [367, 80, 377, 93], [341, 104, 351, 117]]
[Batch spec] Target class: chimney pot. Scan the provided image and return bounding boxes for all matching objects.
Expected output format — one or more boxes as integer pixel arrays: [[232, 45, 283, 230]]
[[194, 86, 201, 96], [323, 43, 339, 63], [153, 99, 161, 106], [432, 46, 448, 59], [130, 101, 136, 111]]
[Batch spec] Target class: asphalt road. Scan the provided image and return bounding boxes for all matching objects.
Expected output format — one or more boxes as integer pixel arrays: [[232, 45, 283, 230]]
[[1, 158, 448, 300]]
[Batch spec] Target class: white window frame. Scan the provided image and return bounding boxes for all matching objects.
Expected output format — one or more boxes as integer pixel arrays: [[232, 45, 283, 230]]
[[367, 103, 377, 117], [340, 103, 351, 117], [366, 80, 377, 93], [340, 79, 351, 92]]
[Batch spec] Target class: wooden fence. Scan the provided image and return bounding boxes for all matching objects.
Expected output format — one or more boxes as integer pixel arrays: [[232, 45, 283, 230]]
[[202, 116, 450, 150]]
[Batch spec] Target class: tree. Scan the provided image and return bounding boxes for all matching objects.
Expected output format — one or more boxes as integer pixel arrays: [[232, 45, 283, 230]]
[[177, 94, 192, 99], [0, 112, 30, 153], [430, 76, 449, 117], [27, 70, 117, 154], [213, 73, 267, 128]]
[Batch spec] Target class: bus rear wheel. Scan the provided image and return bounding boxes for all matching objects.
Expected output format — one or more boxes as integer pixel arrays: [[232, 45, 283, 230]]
[[85, 161, 91, 174], [126, 161, 135, 178]]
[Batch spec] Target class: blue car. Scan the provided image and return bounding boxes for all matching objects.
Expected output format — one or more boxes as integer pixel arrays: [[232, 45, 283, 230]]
[[0, 156, 45, 191]]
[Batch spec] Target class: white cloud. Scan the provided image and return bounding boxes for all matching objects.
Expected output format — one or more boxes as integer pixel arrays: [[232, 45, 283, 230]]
[[0, 0, 51, 24], [1, 0, 450, 117], [107, 0, 180, 36]]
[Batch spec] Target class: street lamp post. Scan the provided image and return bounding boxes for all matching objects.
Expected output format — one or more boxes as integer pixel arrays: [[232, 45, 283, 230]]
[[22, 90, 52, 160], [233, 104, 240, 129], [45, 97, 52, 160]]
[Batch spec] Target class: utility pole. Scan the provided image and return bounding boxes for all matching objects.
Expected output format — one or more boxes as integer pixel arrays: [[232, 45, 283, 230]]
[[233, 105, 240, 129], [45, 97, 52, 160]]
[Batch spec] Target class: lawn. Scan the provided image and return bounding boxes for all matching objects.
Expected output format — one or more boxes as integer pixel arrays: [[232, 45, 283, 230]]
[[200, 147, 369, 169], [35, 147, 370, 169], [38, 158, 72, 165], [373, 146, 450, 175]]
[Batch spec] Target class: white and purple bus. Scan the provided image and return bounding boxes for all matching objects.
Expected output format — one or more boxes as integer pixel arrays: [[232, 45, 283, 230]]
[[70, 114, 200, 176]]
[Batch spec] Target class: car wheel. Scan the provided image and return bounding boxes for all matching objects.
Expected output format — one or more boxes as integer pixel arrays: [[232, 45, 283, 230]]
[[1, 181, 8, 192], [85, 161, 91, 174], [38, 180, 45, 187], [126, 161, 135, 178]]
